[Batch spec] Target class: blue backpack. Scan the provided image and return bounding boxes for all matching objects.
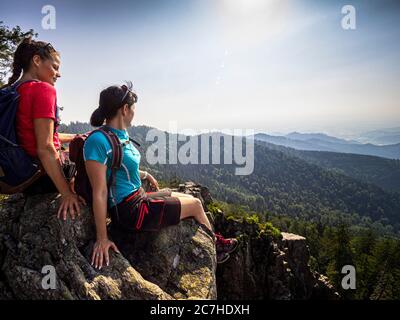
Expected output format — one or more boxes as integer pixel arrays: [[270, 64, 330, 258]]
[[0, 80, 44, 194]]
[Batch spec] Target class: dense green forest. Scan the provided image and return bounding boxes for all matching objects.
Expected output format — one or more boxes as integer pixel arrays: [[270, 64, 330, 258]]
[[209, 199, 400, 300], [258, 142, 400, 194], [60, 122, 400, 299]]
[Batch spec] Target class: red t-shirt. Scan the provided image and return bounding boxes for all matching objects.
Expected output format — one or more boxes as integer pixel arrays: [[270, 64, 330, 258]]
[[16, 81, 61, 157]]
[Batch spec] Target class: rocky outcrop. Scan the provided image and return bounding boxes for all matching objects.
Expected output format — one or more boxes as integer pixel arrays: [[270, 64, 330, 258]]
[[0, 187, 216, 300], [180, 182, 338, 300], [0, 181, 337, 300]]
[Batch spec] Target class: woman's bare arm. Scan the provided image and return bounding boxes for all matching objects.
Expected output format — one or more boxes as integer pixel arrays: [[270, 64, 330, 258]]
[[34, 119, 70, 193], [139, 170, 148, 180], [85, 160, 108, 240], [85, 160, 119, 269], [139, 169, 159, 190], [34, 118, 82, 219], [58, 133, 76, 144]]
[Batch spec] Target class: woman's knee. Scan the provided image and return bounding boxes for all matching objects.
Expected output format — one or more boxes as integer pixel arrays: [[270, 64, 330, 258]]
[[191, 197, 203, 210], [179, 197, 203, 219]]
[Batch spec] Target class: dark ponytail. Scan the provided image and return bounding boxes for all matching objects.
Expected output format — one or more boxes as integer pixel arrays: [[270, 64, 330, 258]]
[[90, 107, 106, 127], [3, 37, 59, 88], [90, 81, 138, 127], [7, 63, 23, 88]]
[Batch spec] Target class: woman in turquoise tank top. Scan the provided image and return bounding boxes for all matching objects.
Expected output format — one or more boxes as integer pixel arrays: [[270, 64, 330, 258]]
[[85, 82, 238, 269]]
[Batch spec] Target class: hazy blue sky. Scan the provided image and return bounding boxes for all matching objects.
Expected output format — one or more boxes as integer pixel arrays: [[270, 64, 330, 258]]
[[1, 0, 399, 137]]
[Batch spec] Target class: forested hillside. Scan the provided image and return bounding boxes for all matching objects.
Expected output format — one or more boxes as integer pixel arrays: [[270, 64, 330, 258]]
[[277, 149, 400, 194]]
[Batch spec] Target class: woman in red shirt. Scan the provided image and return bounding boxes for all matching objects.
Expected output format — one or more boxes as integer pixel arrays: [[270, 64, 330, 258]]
[[4, 37, 83, 220]]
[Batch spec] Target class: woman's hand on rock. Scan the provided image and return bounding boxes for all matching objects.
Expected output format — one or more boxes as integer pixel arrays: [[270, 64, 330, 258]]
[[57, 192, 86, 221], [91, 238, 120, 270]]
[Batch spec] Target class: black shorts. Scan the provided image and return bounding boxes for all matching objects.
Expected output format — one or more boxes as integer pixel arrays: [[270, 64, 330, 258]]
[[109, 187, 181, 233]]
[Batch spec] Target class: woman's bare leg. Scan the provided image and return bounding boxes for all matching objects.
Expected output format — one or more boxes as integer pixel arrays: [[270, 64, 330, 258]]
[[171, 191, 194, 198], [178, 197, 213, 232]]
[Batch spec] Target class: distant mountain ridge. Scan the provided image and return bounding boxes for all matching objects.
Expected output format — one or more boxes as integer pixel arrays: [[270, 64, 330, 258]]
[[285, 132, 360, 145], [354, 127, 400, 145], [253, 132, 400, 160]]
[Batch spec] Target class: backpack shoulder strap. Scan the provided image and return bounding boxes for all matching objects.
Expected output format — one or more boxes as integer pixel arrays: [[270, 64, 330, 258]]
[[13, 79, 40, 91], [94, 127, 124, 210], [97, 126, 123, 169]]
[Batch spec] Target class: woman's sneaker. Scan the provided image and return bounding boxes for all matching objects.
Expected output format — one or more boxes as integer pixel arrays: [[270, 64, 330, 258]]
[[217, 251, 230, 264], [214, 232, 239, 254]]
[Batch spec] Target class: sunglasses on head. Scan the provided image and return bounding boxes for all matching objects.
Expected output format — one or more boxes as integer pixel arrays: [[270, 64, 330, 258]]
[[121, 87, 131, 103], [120, 81, 136, 104], [38, 42, 56, 56]]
